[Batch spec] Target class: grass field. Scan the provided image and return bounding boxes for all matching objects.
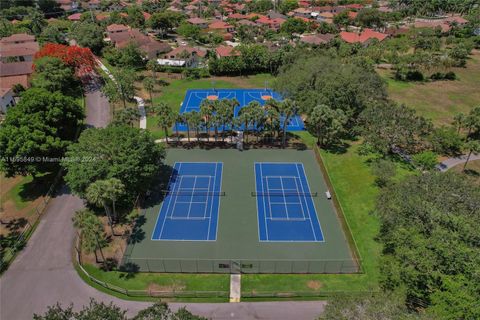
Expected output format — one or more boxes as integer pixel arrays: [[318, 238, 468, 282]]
[[451, 159, 480, 186], [146, 74, 274, 139], [379, 50, 480, 125]]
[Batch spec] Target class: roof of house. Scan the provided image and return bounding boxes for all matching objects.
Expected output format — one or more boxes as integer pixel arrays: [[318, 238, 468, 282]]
[[300, 33, 335, 45], [166, 46, 206, 58], [208, 20, 233, 29], [0, 42, 39, 58], [340, 29, 388, 43], [0, 61, 34, 77], [237, 19, 257, 26], [107, 24, 130, 32], [227, 13, 246, 19], [0, 74, 29, 89], [0, 33, 35, 44], [67, 13, 82, 21], [187, 17, 208, 24], [215, 45, 239, 57]]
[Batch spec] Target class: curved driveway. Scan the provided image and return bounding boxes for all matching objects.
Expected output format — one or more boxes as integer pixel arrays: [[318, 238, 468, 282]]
[[0, 81, 326, 319]]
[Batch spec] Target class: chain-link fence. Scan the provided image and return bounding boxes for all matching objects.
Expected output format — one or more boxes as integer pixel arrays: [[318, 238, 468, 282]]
[[121, 256, 360, 274]]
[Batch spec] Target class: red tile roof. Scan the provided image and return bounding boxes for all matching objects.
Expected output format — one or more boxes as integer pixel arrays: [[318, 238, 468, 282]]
[[67, 13, 82, 21], [208, 20, 233, 29], [215, 45, 239, 57], [340, 29, 388, 44]]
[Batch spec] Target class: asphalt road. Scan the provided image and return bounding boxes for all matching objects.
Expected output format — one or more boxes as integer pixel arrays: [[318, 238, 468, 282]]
[[84, 79, 111, 128], [0, 81, 327, 320]]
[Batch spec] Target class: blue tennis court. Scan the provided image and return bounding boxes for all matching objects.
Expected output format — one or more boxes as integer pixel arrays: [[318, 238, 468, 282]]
[[175, 89, 304, 131], [254, 162, 324, 242], [151, 162, 223, 241]]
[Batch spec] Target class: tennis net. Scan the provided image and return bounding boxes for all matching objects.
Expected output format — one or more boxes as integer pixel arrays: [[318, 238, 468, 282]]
[[251, 192, 318, 197], [162, 190, 226, 196]]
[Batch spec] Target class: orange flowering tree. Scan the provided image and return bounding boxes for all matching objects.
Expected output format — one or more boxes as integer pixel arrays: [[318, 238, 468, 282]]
[[35, 43, 97, 76]]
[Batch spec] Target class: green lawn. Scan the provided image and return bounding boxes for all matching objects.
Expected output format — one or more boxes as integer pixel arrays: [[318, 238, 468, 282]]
[[147, 74, 274, 140], [83, 264, 229, 292], [379, 51, 480, 125]]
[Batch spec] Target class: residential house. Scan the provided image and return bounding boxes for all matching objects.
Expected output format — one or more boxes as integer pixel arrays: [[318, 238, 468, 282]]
[[215, 45, 240, 58], [300, 33, 335, 45], [187, 18, 209, 29], [255, 16, 285, 31], [0, 88, 15, 114], [292, 8, 312, 19], [0, 33, 39, 63], [67, 13, 82, 21], [208, 20, 235, 33], [339, 28, 389, 45], [56, 0, 79, 11], [106, 24, 172, 59], [163, 46, 206, 67], [0, 62, 33, 91]]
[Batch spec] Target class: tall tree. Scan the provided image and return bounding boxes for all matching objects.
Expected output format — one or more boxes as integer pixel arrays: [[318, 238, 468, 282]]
[[0, 89, 83, 177], [200, 99, 216, 142], [278, 99, 298, 147], [70, 22, 105, 54], [307, 104, 347, 147], [31, 56, 77, 94], [359, 102, 432, 155], [376, 172, 480, 317], [155, 102, 175, 144], [62, 126, 165, 202], [72, 209, 107, 262], [142, 77, 155, 108], [463, 140, 480, 171]]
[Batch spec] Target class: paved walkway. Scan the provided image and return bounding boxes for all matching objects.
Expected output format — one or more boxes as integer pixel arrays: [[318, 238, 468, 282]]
[[229, 274, 241, 303], [96, 59, 146, 129], [437, 153, 480, 171]]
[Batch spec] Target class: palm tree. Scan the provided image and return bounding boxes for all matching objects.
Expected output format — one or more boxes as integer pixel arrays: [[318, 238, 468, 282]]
[[113, 107, 140, 127], [200, 99, 215, 142], [249, 101, 265, 142], [86, 180, 115, 236], [238, 104, 253, 143], [278, 99, 298, 148], [155, 102, 176, 144], [146, 60, 158, 80], [463, 140, 480, 171], [182, 112, 192, 143], [264, 100, 281, 142], [103, 178, 125, 222], [72, 209, 107, 263], [142, 77, 155, 108], [189, 110, 203, 142], [453, 112, 466, 134], [217, 99, 236, 142]]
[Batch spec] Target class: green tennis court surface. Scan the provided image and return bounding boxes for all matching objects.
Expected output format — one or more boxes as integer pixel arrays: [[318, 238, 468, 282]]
[[123, 149, 358, 273]]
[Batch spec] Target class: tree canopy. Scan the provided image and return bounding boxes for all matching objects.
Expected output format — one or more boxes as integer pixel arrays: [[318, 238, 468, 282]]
[[62, 125, 165, 202], [377, 172, 480, 319], [274, 55, 387, 121], [0, 88, 84, 177]]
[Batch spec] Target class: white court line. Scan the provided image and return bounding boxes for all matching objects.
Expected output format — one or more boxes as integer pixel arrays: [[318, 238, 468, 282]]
[[295, 164, 318, 241], [209, 162, 223, 241], [157, 162, 182, 239], [206, 163, 217, 239], [293, 176, 308, 220], [204, 175, 213, 219], [258, 163, 269, 241]]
